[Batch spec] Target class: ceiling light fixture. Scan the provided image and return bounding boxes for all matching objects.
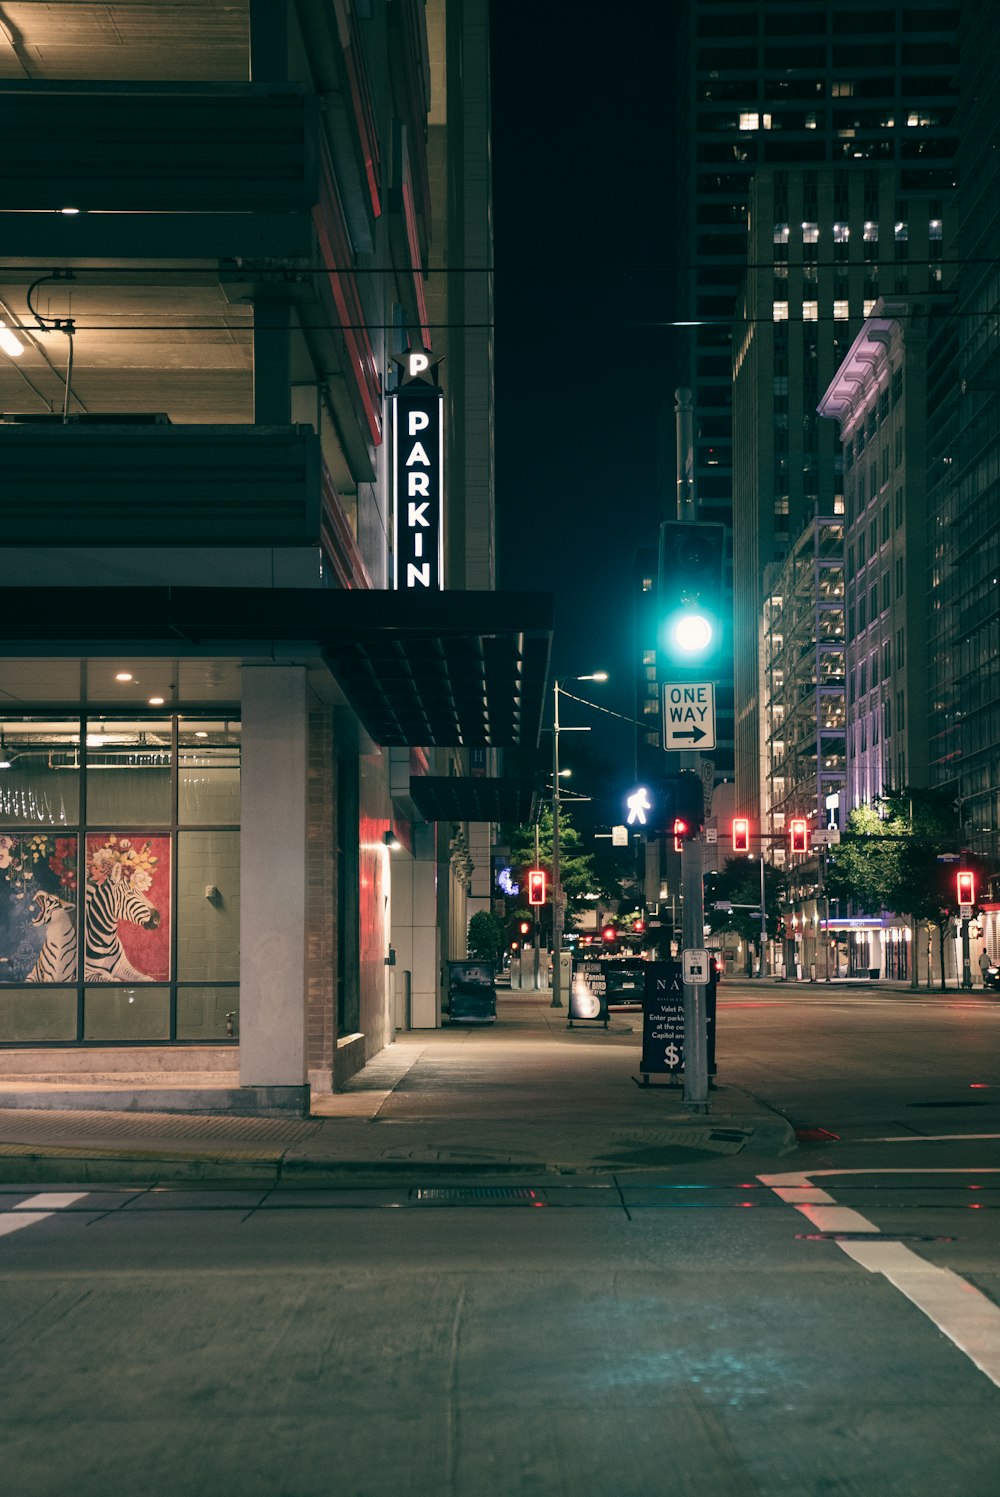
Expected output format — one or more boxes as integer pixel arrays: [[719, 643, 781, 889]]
[[148, 696, 165, 707], [115, 672, 134, 683], [383, 828, 402, 851], [0, 319, 24, 358]]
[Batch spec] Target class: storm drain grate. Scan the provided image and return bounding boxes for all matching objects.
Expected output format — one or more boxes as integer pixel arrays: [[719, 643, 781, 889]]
[[411, 1186, 543, 1203]]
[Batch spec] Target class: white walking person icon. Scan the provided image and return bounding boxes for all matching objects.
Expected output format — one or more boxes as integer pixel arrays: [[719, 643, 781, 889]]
[[626, 787, 651, 826]]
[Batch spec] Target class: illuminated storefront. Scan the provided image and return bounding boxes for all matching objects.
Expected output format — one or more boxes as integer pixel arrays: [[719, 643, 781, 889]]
[[0, 716, 239, 1044]]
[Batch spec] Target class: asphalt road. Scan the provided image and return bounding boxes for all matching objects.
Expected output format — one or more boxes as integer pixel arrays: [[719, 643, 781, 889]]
[[2, 982, 998, 1497]]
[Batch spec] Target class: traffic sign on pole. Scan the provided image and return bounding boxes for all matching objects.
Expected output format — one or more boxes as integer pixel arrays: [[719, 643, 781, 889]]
[[661, 681, 717, 751]]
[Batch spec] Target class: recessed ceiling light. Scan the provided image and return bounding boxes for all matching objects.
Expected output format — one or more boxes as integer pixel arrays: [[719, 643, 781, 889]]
[[148, 696, 165, 707], [59, 206, 80, 215], [194, 731, 209, 739], [115, 672, 133, 683]]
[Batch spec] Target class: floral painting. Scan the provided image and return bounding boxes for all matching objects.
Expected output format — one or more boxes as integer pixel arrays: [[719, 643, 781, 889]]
[[84, 835, 171, 983], [0, 834, 79, 984]]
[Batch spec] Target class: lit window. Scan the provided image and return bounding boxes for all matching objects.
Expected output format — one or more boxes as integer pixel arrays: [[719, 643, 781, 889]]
[[773, 301, 789, 322], [895, 221, 908, 241], [833, 223, 850, 242], [929, 219, 943, 240], [834, 299, 849, 320], [802, 222, 819, 243], [805, 113, 818, 129], [863, 221, 879, 242], [838, 128, 856, 139], [864, 298, 877, 315], [773, 223, 789, 244], [739, 112, 759, 131], [762, 113, 773, 130], [832, 81, 854, 97], [802, 300, 818, 321]]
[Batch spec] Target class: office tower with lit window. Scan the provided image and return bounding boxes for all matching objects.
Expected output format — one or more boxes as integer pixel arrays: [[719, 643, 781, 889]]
[[674, 0, 959, 787]]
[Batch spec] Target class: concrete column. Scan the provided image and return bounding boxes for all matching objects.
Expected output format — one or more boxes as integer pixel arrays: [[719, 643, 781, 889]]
[[253, 306, 293, 426], [392, 822, 441, 1028], [239, 665, 309, 1094], [249, 0, 289, 83]]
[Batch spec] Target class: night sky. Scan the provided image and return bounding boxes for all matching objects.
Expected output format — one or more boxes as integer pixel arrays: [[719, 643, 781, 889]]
[[489, 3, 682, 785]]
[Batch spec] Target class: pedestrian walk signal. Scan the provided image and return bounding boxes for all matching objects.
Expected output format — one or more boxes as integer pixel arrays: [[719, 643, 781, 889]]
[[527, 869, 546, 905], [790, 819, 808, 853], [732, 817, 749, 853]]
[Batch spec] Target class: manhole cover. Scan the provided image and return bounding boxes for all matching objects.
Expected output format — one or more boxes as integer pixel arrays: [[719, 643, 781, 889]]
[[796, 1232, 956, 1243], [411, 1186, 543, 1203]]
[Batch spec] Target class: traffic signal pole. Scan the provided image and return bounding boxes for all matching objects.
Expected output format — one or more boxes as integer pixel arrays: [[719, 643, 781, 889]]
[[680, 784, 710, 1112]]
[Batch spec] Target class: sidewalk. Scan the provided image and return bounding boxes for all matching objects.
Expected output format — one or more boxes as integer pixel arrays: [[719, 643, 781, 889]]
[[0, 991, 796, 1185]]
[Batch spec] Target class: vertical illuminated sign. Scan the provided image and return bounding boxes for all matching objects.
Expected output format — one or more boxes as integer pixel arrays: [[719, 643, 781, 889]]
[[391, 346, 444, 590]]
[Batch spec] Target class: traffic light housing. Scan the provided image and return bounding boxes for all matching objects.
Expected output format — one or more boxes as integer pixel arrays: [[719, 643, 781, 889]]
[[527, 869, 546, 905], [957, 870, 975, 907], [790, 818, 808, 854], [658, 520, 726, 673], [732, 817, 749, 853], [673, 818, 686, 852], [647, 771, 705, 840]]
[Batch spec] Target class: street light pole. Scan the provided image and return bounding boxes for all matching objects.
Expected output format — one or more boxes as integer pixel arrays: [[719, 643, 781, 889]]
[[551, 678, 563, 1007], [550, 672, 607, 1010]]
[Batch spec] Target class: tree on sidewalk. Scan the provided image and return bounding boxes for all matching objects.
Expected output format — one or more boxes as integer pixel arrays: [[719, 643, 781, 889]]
[[705, 858, 785, 975], [825, 788, 987, 988]]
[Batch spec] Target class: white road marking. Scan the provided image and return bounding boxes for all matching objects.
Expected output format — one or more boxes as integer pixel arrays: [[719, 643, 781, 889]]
[[853, 1133, 1000, 1144], [760, 1168, 1000, 1388], [0, 1191, 89, 1240], [14, 1192, 89, 1211]]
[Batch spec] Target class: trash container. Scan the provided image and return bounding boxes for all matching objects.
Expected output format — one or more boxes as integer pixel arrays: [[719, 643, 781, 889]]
[[868, 967, 880, 980], [445, 960, 497, 1024]]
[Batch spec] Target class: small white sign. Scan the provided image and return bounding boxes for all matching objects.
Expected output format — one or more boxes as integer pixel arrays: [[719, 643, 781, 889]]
[[705, 827, 718, 845], [682, 947, 710, 985], [662, 682, 717, 751], [960, 903, 973, 920], [611, 824, 629, 847]]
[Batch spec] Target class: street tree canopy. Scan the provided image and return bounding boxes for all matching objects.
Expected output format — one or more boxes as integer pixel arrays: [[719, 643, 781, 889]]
[[507, 804, 608, 923], [705, 858, 785, 944]]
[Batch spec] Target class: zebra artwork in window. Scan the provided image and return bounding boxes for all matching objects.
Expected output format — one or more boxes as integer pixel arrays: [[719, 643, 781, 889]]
[[25, 889, 77, 984], [84, 835, 170, 983]]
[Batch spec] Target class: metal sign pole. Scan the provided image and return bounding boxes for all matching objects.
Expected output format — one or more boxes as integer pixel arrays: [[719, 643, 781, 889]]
[[680, 748, 709, 1111]]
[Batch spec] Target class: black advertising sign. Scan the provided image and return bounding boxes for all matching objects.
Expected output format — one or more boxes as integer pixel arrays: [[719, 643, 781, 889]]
[[640, 960, 716, 1076], [391, 347, 443, 591], [568, 959, 610, 1027]]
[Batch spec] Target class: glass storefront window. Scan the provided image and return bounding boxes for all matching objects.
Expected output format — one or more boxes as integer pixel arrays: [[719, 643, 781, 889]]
[[0, 719, 80, 827], [0, 988, 76, 1042], [84, 987, 170, 1041], [0, 714, 239, 1044], [179, 721, 241, 824], [86, 720, 172, 825]]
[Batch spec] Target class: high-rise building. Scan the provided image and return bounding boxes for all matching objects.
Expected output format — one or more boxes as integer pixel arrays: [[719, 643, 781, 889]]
[[733, 166, 950, 820], [926, 0, 1000, 865], [674, 0, 959, 782], [0, 1, 549, 1106]]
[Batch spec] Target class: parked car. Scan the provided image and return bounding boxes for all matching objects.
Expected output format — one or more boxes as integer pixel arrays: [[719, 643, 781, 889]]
[[603, 957, 647, 1005]]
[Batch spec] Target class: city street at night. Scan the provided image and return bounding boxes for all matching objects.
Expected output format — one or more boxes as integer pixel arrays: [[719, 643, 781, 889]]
[[2, 984, 998, 1497]]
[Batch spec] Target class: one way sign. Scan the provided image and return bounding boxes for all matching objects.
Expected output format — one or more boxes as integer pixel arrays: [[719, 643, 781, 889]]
[[662, 681, 717, 751]]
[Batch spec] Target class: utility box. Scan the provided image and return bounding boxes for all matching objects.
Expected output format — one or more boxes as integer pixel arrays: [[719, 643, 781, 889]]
[[445, 961, 497, 1024]]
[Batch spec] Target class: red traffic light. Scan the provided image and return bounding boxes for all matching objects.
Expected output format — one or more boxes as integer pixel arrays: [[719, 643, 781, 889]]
[[602, 925, 617, 943], [957, 870, 975, 906], [732, 817, 750, 853], [634, 919, 645, 934], [673, 817, 688, 852], [527, 869, 546, 905], [790, 818, 808, 854]]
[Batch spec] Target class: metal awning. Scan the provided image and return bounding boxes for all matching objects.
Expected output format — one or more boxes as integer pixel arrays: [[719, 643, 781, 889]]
[[408, 776, 539, 825], [0, 586, 553, 749]]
